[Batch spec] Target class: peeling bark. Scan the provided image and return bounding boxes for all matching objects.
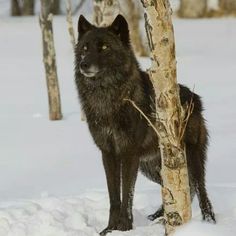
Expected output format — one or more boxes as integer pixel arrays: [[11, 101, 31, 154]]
[[39, 0, 62, 120], [179, 0, 207, 18], [140, 0, 192, 235]]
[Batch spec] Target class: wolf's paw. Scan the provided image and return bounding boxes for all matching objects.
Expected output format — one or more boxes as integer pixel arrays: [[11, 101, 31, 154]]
[[203, 211, 216, 224], [99, 227, 115, 236], [116, 218, 133, 232], [148, 206, 164, 221]]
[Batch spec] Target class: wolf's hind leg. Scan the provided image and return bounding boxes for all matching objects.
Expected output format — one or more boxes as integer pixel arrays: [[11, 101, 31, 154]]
[[148, 205, 164, 221], [147, 175, 196, 221], [187, 144, 216, 224]]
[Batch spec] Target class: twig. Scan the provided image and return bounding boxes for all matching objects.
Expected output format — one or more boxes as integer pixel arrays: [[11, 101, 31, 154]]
[[124, 98, 160, 137], [179, 87, 195, 142]]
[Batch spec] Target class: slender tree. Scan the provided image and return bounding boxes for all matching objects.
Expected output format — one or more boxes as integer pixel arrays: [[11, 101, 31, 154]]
[[72, 0, 86, 15], [39, 0, 62, 120], [65, 0, 86, 121], [120, 0, 148, 56], [11, 0, 21, 16], [93, 0, 120, 26], [219, 0, 236, 14], [66, 0, 76, 47], [22, 0, 35, 15], [51, 0, 61, 15], [93, 0, 147, 56], [141, 0, 192, 235], [179, 0, 207, 18]]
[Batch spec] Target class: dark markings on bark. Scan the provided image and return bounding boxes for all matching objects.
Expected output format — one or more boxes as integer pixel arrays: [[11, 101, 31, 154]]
[[166, 212, 182, 226], [163, 146, 186, 169], [144, 13, 154, 51]]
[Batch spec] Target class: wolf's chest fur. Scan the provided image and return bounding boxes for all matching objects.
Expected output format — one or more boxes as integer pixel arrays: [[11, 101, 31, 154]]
[[81, 79, 141, 154]]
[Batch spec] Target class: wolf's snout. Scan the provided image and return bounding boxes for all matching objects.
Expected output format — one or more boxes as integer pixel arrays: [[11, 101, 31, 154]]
[[80, 61, 89, 71], [79, 61, 99, 78]]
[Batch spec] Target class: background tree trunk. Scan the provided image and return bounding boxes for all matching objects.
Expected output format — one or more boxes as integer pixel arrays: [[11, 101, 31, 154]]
[[65, 0, 86, 121], [179, 0, 207, 18], [51, 0, 61, 15], [120, 0, 148, 56], [141, 0, 192, 235], [93, 0, 120, 26], [11, 0, 21, 16], [219, 0, 236, 14], [39, 0, 63, 120], [93, 0, 148, 56], [22, 0, 35, 15], [72, 0, 86, 15], [66, 0, 76, 47]]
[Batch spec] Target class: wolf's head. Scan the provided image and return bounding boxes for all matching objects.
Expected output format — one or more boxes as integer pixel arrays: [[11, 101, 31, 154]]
[[75, 14, 135, 79]]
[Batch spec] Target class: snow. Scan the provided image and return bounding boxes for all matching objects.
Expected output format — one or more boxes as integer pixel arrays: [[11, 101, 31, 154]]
[[0, 3, 236, 236]]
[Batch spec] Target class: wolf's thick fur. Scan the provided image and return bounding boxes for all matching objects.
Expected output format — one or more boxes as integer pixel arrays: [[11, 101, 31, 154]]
[[75, 15, 215, 235]]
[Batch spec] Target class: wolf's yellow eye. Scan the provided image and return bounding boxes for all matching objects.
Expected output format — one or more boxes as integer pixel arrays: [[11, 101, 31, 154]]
[[83, 45, 88, 51], [102, 45, 108, 50]]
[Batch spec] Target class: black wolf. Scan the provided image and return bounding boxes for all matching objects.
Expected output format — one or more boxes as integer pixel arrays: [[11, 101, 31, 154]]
[[75, 15, 216, 235]]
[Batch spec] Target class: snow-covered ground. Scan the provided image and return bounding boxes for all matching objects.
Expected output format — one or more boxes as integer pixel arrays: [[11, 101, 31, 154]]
[[0, 5, 236, 236]]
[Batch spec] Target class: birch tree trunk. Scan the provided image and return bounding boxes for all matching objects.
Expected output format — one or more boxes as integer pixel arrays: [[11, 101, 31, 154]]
[[72, 0, 86, 15], [65, 0, 86, 121], [141, 0, 192, 235], [66, 0, 76, 47], [39, 0, 62, 120], [120, 0, 148, 56], [179, 0, 207, 18], [11, 0, 21, 16], [93, 0, 147, 55], [22, 0, 35, 15], [219, 0, 236, 14], [93, 0, 120, 26]]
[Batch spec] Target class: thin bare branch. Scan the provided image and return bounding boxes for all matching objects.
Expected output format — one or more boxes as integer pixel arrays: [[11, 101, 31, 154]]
[[124, 98, 160, 137]]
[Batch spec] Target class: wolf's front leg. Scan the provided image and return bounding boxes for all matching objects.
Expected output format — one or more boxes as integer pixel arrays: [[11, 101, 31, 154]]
[[117, 155, 139, 232], [100, 151, 121, 236]]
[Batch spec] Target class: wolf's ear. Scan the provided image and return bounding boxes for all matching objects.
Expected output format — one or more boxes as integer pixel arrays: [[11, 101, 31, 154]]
[[109, 14, 130, 46], [78, 15, 93, 38]]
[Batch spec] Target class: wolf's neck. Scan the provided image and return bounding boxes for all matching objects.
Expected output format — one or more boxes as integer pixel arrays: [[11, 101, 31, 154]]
[[81, 74, 139, 118]]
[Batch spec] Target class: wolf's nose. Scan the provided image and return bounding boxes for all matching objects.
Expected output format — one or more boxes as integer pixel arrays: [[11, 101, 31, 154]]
[[80, 61, 89, 70]]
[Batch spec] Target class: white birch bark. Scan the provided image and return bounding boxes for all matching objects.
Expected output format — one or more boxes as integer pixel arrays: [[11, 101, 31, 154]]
[[179, 0, 207, 18], [66, 0, 76, 48], [65, 0, 86, 121], [39, 0, 63, 120], [140, 0, 192, 235]]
